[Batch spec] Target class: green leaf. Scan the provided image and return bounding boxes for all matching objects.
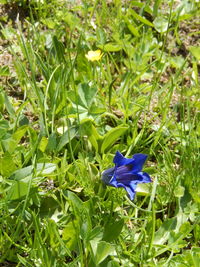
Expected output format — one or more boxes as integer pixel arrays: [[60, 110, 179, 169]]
[[95, 241, 114, 265], [132, 1, 153, 14], [17, 254, 32, 267], [90, 240, 115, 265], [0, 153, 16, 177], [108, 78, 116, 107], [4, 93, 15, 117], [154, 217, 177, 245], [136, 183, 151, 196], [41, 18, 56, 29], [0, 66, 10, 76], [9, 163, 56, 180], [12, 125, 28, 143], [46, 132, 57, 152], [96, 28, 106, 45], [62, 11, 80, 30], [107, 261, 121, 267], [62, 220, 79, 250], [35, 52, 50, 81], [87, 226, 103, 242], [8, 180, 31, 200], [189, 46, 200, 60], [98, 43, 123, 52], [1, 137, 17, 153], [78, 83, 98, 108], [103, 219, 124, 242], [80, 118, 101, 151], [38, 136, 48, 152], [52, 36, 65, 62], [153, 16, 168, 33], [57, 126, 77, 152], [101, 125, 128, 153], [124, 16, 140, 37], [130, 9, 154, 27], [66, 190, 84, 213], [174, 185, 185, 198], [68, 83, 98, 112]]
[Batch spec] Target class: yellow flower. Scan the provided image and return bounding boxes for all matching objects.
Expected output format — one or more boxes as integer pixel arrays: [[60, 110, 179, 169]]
[[85, 50, 103, 61]]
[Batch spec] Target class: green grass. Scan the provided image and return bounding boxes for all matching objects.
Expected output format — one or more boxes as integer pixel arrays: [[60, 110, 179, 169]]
[[0, 0, 200, 266]]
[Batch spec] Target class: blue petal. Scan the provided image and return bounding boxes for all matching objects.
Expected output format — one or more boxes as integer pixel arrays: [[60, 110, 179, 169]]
[[117, 183, 136, 200], [102, 167, 115, 185], [129, 182, 137, 197], [113, 151, 135, 167], [103, 150, 151, 200], [127, 172, 151, 184], [116, 172, 143, 184], [138, 172, 152, 183], [109, 175, 137, 200], [124, 186, 135, 200], [109, 172, 118, 187], [131, 154, 148, 172]]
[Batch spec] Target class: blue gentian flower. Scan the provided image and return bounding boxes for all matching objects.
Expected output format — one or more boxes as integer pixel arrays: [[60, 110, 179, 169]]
[[102, 151, 152, 200]]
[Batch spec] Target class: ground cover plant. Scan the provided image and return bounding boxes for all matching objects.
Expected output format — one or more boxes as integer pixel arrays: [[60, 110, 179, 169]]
[[0, 0, 200, 266]]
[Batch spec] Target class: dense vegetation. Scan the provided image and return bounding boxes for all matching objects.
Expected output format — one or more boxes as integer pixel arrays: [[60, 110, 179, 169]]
[[0, 0, 200, 266]]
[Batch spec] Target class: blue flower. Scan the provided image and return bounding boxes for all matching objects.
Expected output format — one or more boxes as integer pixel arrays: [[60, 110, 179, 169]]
[[102, 151, 152, 200]]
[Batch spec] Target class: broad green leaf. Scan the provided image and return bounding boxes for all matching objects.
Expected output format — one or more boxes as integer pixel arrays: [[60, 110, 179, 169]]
[[62, 220, 79, 250], [40, 196, 60, 217], [46, 133, 57, 152], [189, 46, 200, 60], [35, 52, 50, 81], [136, 183, 151, 196], [154, 217, 177, 245], [41, 18, 56, 29], [153, 16, 168, 33], [129, 23, 140, 36], [98, 43, 122, 52], [57, 126, 77, 152], [0, 66, 10, 76], [101, 125, 128, 153], [87, 226, 103, 242], [4, 93, 15, 117], [38, 136, 48, 152], [12, 125, 28, 143], [9, 163, 56, 180], [107, 261, 121, 267], [80, 118, 101, 151], [7, 180, 31, 200], [174, 185, 185, 198], [90, 240, 115, 265], [89, 104, 106, 115], [132, 1, 153, 14], [103, 219, 124, 242], [62, 11, 80, 30], [0, 119, 9, 139], [52, 36, 65, 62], [68, 84, 98, 110], [78, 83, 98, 108], [66, 190, 84, 213], [124, 16, 140, 37], [1, 137, 17, 154], [129, 9, 154, 27], [0, 153, 16, 177], [87, 134, 99, 151], [96, 28, 106, 45], [17, 254, 32, 267]]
